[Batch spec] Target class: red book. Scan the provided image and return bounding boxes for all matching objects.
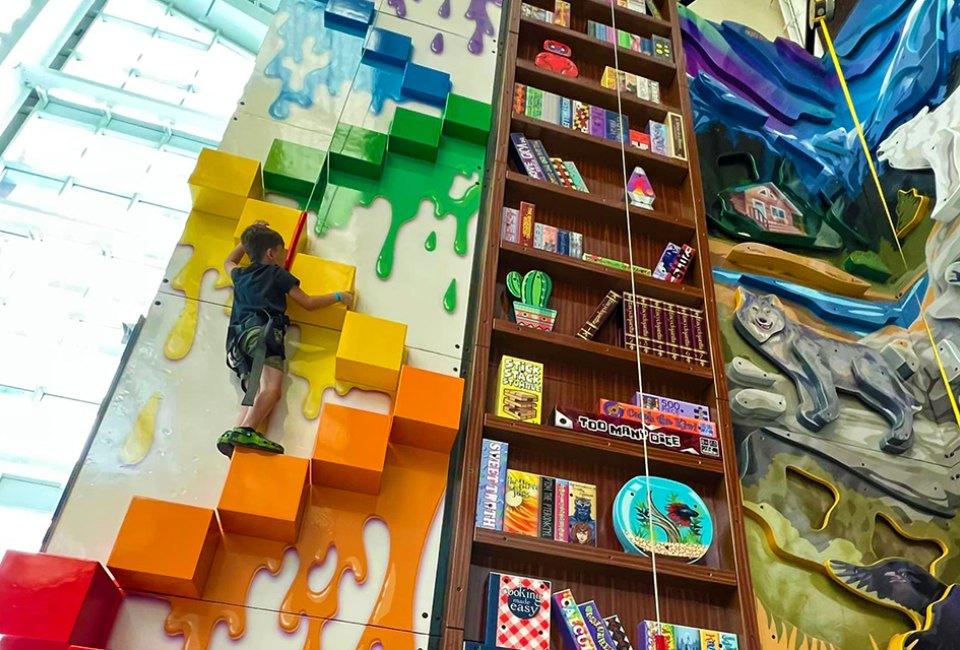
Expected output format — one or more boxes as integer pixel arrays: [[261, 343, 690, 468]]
[[519, 202, 536, 247]]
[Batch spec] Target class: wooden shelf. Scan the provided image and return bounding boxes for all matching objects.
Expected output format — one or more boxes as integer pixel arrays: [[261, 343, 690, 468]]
[[519, 16, 678, 84], [503, 170, 696, 240], [473, 528, 738, 590], [498, 242, 704, 306], [580, 0, 674, 38], [514, 59, 675, 124], [483, 414, 724, 478], [491, 319, 713, 383], [511, 113, 689, 184]]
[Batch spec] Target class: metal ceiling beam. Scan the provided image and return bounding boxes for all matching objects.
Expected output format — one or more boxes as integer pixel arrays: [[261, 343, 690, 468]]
[[166, 0, 272, 53]]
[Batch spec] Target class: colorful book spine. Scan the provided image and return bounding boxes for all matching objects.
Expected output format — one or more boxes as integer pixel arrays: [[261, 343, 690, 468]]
[[560, 97, 573, 129], [649, 297, 666, 357], [525, 86, 544, 119], [640, 37, 653, 55], [553, 590, 599, 650], [652, 34, 673, 61], [663, 300, 681, 361], [649, 80, 661, 104], [554, 0, 571, 27], [538, 476, 555, 540], [521, 2, 554, 22], [557, 229, 570, 256], [476, 439, 509, 530], [501, 207, 519, 244], [623, 292, 638, 351], [577, 290, 622, 340], [564, 161, 589, 192], [567, 481, 597, 545], [551, 157, 575, 189], [509, 133, 545, 180], [690, 307, 708, 366], [504, 469, 540, 536], [630, 130, 650, 150], [554, 479, 569, 541], [513, 83, 527, 114], [638, 621, 738, 650], [570, 231, 583, 257], [636, 76, 651, 101], [579, 601, 618, 650], [589, 106, 607, 138], [486, 573, 552, 650], [534, 223, 545, 250], [573, 101, 590, 134], [653, 243, 696, 282], [583, 254, 651, 275], [529, 140, 561, 185], [542, 225, 559, 252], [496, 354, 544, 423], [520, 201, 536, 246], [666, 111, 687, 160], [605, 111, 628, 143], [648, 121, 670, 156], [598, 400, 717, 438], [604, 615, 636, 650], [631, 392, 711, 421], [541, 91, 561, 125], [676, 305, 697, 365]]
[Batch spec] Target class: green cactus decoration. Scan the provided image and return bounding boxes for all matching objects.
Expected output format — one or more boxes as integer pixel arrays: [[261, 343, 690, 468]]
[[506, 270, 553, 308]]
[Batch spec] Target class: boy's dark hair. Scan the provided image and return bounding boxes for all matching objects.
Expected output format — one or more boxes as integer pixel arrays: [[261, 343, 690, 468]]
[[241, 223, 284, 263]]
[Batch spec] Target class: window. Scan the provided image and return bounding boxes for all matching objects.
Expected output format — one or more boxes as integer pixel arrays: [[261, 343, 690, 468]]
[[0, 476, 61, 513], [751, 199, 767, 223], [770, 206, 788, 224]]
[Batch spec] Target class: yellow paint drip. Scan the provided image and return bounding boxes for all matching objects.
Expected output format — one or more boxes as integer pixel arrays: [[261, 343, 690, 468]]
[[164, 210, 238, 360], [756, 598, 838, 650], [121, 392, 161, 465], [288, 324, 354, 419]]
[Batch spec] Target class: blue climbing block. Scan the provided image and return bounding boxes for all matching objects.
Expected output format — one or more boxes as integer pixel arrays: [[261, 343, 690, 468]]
[[400, 63, 451, 107], [363, 28, 412, 68], [324, 0, 375, 35]]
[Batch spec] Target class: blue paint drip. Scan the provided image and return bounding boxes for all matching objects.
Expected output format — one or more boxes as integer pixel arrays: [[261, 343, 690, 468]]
[[265, 0, 366, 120], [353, 62, 408, 115]]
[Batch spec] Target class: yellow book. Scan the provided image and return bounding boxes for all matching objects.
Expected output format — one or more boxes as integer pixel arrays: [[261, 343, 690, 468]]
[[495, 355, 544, 424]]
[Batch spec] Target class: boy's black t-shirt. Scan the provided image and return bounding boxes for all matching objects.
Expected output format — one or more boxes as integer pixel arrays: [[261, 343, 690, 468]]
[[229, 263, 300, 330]]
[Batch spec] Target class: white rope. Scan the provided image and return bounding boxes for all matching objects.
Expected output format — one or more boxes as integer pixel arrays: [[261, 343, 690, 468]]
[[606, 0, 663, 633]]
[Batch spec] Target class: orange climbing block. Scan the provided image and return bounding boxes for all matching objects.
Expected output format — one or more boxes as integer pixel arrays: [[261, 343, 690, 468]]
[[217, 449, 310, 543], [188, 148, 263, 219], [233, 199, 307, 254], [286, 254, 356, 330], [312, 404, 391, 495], [391, 366, 465, 453], [107, 497, 220, 599], [335, 312, 407, 392]]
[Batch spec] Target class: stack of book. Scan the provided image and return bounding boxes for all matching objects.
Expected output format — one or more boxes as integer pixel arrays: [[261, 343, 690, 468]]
[[515, 83, 629, 145], [477, 439, 599, 546], [601, 66, 662, 104], [587, 20, 673, 62], [520, 0, 570, 28], [502, 202, 584, 258], [623, 292, 708, 366], [508, 131, 589, 191]]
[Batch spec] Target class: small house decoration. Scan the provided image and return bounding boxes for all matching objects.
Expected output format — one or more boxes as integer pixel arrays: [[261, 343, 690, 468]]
[[507, 270, 557, 332]]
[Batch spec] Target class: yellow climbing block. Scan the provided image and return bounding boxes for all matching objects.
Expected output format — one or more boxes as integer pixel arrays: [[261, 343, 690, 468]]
[[233, 199, 307, 254], [335, 312, 407, 392], [188, 148, 263, 219], [287, 254, 356, 330]]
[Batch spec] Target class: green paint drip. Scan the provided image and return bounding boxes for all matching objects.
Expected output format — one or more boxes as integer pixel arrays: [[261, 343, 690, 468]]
[[425, 231, 437, 251], [443, 279, 457, 313], [315, 138, 485, 279]]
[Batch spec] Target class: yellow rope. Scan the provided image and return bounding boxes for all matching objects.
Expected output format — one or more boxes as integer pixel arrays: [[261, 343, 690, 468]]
[[818, 17, 960, 432]]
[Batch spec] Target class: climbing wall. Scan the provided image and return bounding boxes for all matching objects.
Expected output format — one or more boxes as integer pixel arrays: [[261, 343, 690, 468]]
[[681, 1, 960, 649], [0, 0, 501, 647]]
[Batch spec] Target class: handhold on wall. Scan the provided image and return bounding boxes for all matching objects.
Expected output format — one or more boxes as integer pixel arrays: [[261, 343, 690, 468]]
[[881, 341, 919, 381], [324, 0, 375, 35], [727, 356, 777, 387], [389, 107, 442, 162], [188, 148, 263, 220], [362, 28, 412, 68], [727, 242, 870, 297], [896, 188, 931, 240], [263, 139, 328, 204], [731, 388, 786, 420], [842, 250, 893, 284], [400, 63, 452, 107]]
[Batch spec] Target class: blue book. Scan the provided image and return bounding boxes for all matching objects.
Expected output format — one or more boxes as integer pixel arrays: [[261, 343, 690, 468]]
[[578, 601, 617, 650], [640, 37, 653, 55], [475, 439, 509, 530], [605, 111, 629, 143], [484, 572, 502, 644], [509, 132, 547, 180], [560, 97, 572, 129], [557, 230, 570, 256], [530, 139, 562, 185]]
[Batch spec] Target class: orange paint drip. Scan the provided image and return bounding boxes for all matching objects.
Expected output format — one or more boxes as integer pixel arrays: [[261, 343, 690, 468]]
[[159, 443, 448, 648], [164, 210, 238, 360]]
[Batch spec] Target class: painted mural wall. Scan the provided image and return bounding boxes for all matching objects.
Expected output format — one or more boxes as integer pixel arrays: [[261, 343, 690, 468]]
[[40, 0, 501, 647], [681, 1, 960, 648]]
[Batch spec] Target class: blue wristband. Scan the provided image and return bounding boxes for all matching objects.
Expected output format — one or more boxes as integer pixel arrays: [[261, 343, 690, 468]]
[[335, 292, 342, 303]]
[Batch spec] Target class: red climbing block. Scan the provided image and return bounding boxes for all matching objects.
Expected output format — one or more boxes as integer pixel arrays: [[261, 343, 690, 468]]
[[0, 551, 122, 647], [0, 640, 100, 650]]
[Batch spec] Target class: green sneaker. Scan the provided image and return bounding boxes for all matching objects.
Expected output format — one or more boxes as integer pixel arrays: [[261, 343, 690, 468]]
[[217, 429, 239, 458], [230, 427, 285, 455]]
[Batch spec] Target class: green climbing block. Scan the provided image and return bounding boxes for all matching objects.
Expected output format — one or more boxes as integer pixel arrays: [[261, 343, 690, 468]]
[[330, 125, 388, 180], [842, 250, 892, 284], [263, 139, 327, 200], [442, 94, 492, 145], [388, 108, 442, 162]]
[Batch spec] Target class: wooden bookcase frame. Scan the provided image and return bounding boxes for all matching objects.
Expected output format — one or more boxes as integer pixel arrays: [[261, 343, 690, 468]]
[[441, 0, 760, 646]]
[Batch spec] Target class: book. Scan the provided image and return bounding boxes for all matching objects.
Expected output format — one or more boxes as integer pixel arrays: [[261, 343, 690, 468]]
[[640, 37, 652, 55], [551, 157, 574, 189], [589, 105, 607, 138], [513, 83, 527, 114], [577, 290, 622, 340], [666, 111, 687, 160], [636, 76, 651, 101], [538, 476, 555, 539], [564, 161, 589, 192], [653, 243, 682, 280], [676, 305, 697, 366], [504, 469, 541, 536], [648, 121, 670, 156], [557, 229, 570, 255], [652, 34, 673, 61], [627, 167, 655, 209], [485, 573, 551, 650], [520, 201, 536, 246], [630, 130, 650, 150], [560, 97, 573, 129], [521, 2, 554, 22], [554, 0, 570, 27], [553, 407, 722, 459], [582, 254, 651, 275], [604, 615, 636, 650], [637, 621, 739, 650], [541, 225, 559, 252], [529, 139, 562, 185], [573, 101, 590, 133], [631, 392, 711, 421], [501, 207, 519, 244], [623, 291, 638, 350], [637, 622, 675, 650], [650, 80, 661, 104], [553, 590, 599, 650], [567, 481, 597, 545], [525, 87, 543, 119], [689, 307, 708, 366], [605, 110, 629, 143], [598, 400, 718, 438], [579, 601, 618, 650], [653, 243, 696, 283], [509, 133, 545, 180], [533, 222, 545, 250], [648, 297, 666, 357], [554, 479, 569, 541], [495, 355, 544, 423], [541, 91, 561, 125], [570, 231, 583, 257], [476, 439, 509, 530], [647, 0, 662, 17]]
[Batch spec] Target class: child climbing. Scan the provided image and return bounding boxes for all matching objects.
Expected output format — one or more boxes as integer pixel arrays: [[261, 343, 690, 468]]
[[217, 221, 353, 457]]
